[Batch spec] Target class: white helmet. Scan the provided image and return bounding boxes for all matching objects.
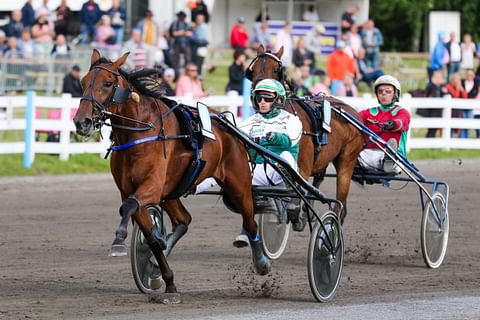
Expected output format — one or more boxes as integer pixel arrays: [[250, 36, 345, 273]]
[[374, 75, 401, 102]]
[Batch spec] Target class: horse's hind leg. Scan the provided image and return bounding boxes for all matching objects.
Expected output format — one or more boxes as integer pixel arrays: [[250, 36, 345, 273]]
[[221, 180, 271, 276], [160, 199, 191, 256], [334, 157, 357, 224]]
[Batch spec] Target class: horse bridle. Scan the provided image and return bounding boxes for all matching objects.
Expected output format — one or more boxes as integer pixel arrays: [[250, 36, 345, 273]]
[[245, 52, 285, 85], [80, 64, 155, 132]]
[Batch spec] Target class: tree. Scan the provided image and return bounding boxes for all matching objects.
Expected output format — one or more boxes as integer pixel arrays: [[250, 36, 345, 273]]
[[370, 0, 480, 52]]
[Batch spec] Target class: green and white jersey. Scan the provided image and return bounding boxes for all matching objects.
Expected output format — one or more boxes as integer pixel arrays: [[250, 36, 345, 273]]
[[239, 109, 303, 164]]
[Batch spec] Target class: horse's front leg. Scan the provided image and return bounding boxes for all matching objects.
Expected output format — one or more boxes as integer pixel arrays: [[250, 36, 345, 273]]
[[135, 206, 177, 294], [109, 195, 142, 256]]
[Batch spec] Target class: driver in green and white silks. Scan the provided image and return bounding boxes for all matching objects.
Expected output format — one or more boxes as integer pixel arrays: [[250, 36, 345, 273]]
[[194, 79, 303, 247], [195, 78, 302, 188], [242, 78, 303, 185]]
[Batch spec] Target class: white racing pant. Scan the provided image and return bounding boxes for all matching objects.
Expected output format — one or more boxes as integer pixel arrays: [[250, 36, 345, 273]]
[[358, 149, 401, 174], [195, 151, 297, 194], [357, 149, 385, 172]]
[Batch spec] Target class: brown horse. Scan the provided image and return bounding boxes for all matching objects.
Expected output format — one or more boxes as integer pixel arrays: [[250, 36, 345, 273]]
[[73, 49, 270, 297], [246, 46, 365, 224]]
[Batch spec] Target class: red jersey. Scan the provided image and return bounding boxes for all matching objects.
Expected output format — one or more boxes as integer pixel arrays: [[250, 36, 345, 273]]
[[359, 104, 411, 156], [230, 24, 249, 48]]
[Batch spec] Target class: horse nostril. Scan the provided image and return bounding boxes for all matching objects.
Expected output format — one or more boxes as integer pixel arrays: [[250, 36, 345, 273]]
[[74, 118, 93, 134]]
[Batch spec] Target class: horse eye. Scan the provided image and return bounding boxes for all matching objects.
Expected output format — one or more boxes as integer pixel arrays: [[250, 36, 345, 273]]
[[104, 81, 113, 87]]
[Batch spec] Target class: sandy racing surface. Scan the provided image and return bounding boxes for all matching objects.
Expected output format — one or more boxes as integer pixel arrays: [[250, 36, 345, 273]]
[[1, 159, 480, 319]]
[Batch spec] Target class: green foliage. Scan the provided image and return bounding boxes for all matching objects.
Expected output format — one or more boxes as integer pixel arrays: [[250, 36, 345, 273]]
[[370, 0, 480, 52]]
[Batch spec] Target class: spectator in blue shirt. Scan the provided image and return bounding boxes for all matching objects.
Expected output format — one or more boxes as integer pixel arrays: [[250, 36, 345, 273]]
[[21, 0, 36, 28], [6, 10, 24, 39], [80, 0, 102, 44], [428, 32, 448, 82]]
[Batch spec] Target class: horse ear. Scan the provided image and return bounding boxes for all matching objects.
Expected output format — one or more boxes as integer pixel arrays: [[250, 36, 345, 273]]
[[275, 46, 284, 59], [91, 49, 101, 65], [258, 44, 265, 54], [113, 52, 130, 69]]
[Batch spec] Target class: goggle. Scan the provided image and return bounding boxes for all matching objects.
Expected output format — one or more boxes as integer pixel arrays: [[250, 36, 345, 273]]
[[376, 88, 394, 95], [254, 94, 276, 103]]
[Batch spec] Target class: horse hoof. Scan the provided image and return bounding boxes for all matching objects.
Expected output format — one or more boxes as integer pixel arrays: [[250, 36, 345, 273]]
[[254, 258, 271, 276], [108, 244, 127, 257], [149, 276, 164, 290], [148, 292, 181, 304]]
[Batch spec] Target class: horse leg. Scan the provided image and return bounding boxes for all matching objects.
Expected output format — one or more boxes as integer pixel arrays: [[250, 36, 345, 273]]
[[222, 181, 271, 276], [134, 207, 177, 294], [110, 196, 141, 256], [297, 170, 326, 230], [161, 199, 192, 257], [334, 159, 357, 225]]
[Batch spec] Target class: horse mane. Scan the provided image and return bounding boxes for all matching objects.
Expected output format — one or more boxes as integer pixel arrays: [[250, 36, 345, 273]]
[[118, 68, 167, 99]]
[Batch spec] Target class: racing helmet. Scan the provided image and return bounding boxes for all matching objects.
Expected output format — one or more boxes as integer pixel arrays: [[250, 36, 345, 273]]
[[251, 79, 286, 112], [374, 75, 401, 102]]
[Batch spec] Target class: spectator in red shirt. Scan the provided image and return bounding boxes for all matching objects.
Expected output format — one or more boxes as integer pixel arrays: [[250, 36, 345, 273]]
[[230, 17, 249, 51], [327, 40, 357, 95], [358, 75, 410, 174]]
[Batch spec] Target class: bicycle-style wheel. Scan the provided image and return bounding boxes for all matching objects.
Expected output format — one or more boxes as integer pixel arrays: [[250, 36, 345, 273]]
[[421, 192, 449, 269], [307, 211, 343, 302], [259, 198, 290, 260], [130, 205, 165, 294]]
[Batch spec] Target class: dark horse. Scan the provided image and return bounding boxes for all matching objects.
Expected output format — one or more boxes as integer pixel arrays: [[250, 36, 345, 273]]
[[247, 46, 364, 223], [73, 49, 270, 297]]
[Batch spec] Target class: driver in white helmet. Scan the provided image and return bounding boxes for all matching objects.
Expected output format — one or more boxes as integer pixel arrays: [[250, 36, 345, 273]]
[[358, 75, 411, 173], [195, 79, 303, 246]]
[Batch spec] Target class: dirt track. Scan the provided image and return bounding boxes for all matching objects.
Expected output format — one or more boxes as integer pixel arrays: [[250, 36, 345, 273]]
[[1, 159, 479, 319]]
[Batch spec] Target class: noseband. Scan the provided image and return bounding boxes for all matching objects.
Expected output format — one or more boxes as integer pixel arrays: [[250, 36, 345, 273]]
[[80, 64, 154, 131], [246, 52, 284, 85]]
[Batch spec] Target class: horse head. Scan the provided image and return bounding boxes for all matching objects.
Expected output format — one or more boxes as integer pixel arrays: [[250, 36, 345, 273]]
[[246, 45, 285, 87], [74, 49, 131, 137]]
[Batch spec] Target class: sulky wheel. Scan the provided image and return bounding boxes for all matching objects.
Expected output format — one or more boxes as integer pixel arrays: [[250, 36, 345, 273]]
[[307, 211, 344, 302], [130, 205, 165, 294], [421, 192, 449, 269], [258, 198, 290, 260]]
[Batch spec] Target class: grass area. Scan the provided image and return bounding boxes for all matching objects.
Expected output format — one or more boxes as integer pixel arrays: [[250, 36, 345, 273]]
[[0, 154, 110, 176], [1, 148, 479, 177], [408, 149, 480, 160], [203, 64, 228, 95]]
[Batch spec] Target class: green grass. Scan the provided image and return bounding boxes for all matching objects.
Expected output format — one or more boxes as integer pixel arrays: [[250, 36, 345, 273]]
[[0, 154, 110, 176], [0, 148, 478, 177], [203, 64, 228, 95], [408, 149, 480, 160]]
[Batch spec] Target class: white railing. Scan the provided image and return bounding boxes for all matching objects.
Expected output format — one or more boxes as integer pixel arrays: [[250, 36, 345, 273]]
[[340, 94, 480, 151], [1, 92, 479, 168]]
